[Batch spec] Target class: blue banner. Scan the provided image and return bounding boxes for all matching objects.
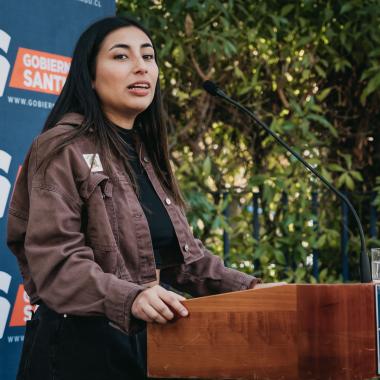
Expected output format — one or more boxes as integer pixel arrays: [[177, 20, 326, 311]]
[[0, 1, 115, 378]]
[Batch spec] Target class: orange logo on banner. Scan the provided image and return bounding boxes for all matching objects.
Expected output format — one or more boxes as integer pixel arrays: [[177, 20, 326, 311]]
[[9, 47, 71, 95], [9, 284, 36, 326]]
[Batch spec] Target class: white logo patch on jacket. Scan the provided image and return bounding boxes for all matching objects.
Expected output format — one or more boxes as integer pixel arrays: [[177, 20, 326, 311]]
[[82, 154, 103, 172]]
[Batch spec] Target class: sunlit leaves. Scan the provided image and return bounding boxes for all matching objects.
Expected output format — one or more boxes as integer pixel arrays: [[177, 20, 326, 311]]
[[117, 0, 380, 283]]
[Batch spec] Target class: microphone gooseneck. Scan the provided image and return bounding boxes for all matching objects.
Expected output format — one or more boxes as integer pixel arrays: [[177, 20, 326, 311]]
[[203, 80, 224, 97], [203, 80, 371, 283]]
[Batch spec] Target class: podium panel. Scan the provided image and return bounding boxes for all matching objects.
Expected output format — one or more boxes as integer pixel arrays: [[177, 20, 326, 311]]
[[147, 284, 376, 380]]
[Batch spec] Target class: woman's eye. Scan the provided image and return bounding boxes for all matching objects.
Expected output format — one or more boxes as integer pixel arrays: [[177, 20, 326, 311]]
[[114, 54, 128, 60], [143, 54, 154, 60]]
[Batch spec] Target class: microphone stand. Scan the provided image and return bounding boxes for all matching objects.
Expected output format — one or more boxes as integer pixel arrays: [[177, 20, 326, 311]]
[[204, 81, 371, 283]]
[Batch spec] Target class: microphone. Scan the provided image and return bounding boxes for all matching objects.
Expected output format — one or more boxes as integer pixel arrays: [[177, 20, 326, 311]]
[[203, 80, 372, 283]]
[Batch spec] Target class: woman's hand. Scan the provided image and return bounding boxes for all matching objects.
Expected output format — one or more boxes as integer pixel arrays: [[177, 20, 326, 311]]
[[131, 285, 189, 324]]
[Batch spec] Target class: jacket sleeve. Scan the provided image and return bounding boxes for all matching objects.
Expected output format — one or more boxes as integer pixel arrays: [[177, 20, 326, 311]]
[[161, 238, 261, 297], [9, 139, 145, 334]]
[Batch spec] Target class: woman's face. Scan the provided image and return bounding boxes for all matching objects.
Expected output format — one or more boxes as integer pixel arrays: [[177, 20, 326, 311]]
[[92, 26, 159, 122]]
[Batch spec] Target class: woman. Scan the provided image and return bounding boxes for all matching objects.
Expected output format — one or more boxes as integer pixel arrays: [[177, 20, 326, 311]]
[[7, 16, 263, 380]]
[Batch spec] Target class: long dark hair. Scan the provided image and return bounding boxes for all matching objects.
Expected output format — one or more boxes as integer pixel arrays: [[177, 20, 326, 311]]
[[42, 16, 185, 209]]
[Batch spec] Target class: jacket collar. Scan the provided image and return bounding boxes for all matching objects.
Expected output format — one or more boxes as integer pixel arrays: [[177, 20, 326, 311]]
[[55, 113, 151, 165], [56, 112, 84, 126]]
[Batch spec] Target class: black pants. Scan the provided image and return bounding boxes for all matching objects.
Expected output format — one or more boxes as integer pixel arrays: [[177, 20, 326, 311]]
[[17, 303, 147, 380]]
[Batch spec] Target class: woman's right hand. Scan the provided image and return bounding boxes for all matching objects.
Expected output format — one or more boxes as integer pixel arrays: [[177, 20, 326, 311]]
[[131, 285, 189, 324]]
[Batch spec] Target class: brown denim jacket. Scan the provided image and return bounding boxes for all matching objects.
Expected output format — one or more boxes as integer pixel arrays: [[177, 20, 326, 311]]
[[7, 113, 259, 334]]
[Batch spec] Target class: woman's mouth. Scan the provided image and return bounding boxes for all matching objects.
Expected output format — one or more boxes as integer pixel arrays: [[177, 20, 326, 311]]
[[127, 82, 150, 96]]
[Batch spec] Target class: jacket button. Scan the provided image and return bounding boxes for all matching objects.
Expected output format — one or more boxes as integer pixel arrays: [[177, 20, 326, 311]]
[[184, 244, 189, 252], [143, 156, 150, 163], [165, 198, 171, 205]]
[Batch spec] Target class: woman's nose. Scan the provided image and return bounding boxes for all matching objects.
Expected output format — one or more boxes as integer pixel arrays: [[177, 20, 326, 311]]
[[133, 57, 148, 74]]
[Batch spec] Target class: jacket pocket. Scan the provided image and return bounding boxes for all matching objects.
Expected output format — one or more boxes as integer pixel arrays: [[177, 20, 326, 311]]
[[79, 173, 119, 272], [79, 172, 111, 200]]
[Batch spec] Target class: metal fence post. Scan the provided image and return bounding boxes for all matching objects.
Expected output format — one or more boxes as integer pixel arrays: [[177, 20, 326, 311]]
[[341, 190, 349, 282], [312, 191, 319, 281], [370, 192, 378, 239], [223, 191, 230, 266], [252, 193, 260, 271], [282, 191, 290, 269]]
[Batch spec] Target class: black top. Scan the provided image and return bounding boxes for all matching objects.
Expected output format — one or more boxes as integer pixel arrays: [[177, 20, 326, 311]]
[[116, 126, 182, 269]]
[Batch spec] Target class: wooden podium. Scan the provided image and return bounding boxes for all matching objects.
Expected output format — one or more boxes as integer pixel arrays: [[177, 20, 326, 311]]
[[147, 284, 377, 379]]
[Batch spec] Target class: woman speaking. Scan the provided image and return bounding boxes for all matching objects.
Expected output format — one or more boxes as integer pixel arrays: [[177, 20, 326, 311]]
[[7, 16, 264, 380]]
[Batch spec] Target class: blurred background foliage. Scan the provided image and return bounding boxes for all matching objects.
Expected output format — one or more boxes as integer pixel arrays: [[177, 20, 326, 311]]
[[117, 0, 380, 283]]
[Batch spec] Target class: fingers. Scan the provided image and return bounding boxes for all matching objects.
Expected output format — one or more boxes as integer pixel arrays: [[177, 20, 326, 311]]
[[140, 308, 154, 323], [150, 297, 175, 321], [159, 290, 189, 317], [143, 304, 168, 324], [131, 285, 189, 324]]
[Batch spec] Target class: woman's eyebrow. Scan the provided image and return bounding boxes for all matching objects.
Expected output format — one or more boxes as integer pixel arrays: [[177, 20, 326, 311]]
[[109, 43, 153, 51]]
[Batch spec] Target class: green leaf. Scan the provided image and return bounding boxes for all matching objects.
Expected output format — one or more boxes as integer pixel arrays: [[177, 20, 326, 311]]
[[202, 156, 211, 177], [345, 174, 354, 190], [310, 276, 317, 284], [316, 87, 332, 102], [340, 3, 353, 14], [190, 89, 203, 97], [360, 71, 380, 105], [317, 234, 327, 248], [224, 40, 237, 56], [328, 163, 345, 172], [234, 66, 246, 80], [297, 35, 315, 47], [307, 114, 338, 137], [172, 45, 185, 65], [283, 123, 295, 131], [274, 249, 287, 265], [315, 65, 326, 78], [338, 152, 352, 169], [319, 268, 328, 281], [360, 66, 380, 81], [321, 167, 333, 182], [350, 171, 363, 181], [337, 173, 347, 188], [281, 4, 295, 17]]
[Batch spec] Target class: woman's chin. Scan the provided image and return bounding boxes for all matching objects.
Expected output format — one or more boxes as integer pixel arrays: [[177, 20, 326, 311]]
[[124, 102, 152, 115]]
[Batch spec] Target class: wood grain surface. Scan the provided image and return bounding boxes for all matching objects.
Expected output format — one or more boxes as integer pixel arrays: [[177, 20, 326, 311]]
[[147, 284, 376, 380], [297, 284, 376, 380]]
